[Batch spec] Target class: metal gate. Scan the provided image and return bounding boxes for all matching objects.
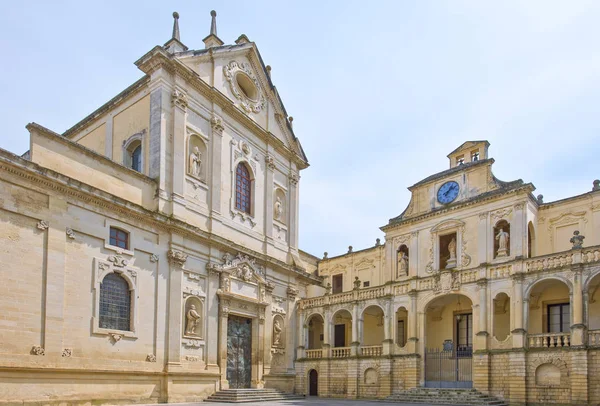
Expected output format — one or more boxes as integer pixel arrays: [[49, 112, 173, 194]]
[[226, 315, 252, 388], [425, 347, 472, 388]]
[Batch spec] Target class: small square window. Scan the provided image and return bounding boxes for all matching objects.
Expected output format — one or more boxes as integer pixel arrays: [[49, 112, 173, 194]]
[[109, 227, 129, 250], [363, 281, 370, 288], [456, 156, 465, 166], [471, 151, 480, 162]]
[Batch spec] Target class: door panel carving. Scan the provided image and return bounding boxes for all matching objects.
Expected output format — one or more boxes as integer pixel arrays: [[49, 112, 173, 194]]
[[226, 315, 252, 388]]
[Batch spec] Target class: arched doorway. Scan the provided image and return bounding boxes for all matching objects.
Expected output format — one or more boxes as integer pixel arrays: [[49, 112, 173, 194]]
[[424, 293, 473, 388], [308, 369, 318, 396]]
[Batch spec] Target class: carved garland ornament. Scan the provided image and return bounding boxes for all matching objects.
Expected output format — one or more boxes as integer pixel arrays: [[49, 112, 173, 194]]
[[223, 60, 266, 114]]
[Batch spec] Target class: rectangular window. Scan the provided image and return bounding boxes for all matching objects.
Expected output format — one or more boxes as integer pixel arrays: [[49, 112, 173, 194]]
[[456, 155, 465, 166], [456, 313, 473, 350], [547, 303, 570, 333], [363, 281, 370, 288], [109, 227, 129, 250], [397, 320, 405, 347], [471, 150, 480, 162], [332, 274, 343, 294]]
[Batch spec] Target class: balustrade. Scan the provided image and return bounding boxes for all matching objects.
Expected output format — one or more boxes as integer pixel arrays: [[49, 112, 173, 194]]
[[528, 333, 570, 348], [305, 349, 323, 359], [361, 345, 383, 357], [525, 252, 573, 273], [589, 330, 600, 346], [583, 248, 600, 263], [331, 347, 351, 358]]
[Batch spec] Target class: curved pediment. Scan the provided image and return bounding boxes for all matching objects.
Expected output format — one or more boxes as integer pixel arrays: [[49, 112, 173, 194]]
[[431, 219, 465, 233]]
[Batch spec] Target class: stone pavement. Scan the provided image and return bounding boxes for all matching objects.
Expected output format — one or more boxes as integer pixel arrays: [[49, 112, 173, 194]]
[[133, 399, 441, 406]]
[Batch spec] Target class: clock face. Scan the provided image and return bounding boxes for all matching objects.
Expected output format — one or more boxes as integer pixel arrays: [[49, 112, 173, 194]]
[[437, 181, 460, 204]]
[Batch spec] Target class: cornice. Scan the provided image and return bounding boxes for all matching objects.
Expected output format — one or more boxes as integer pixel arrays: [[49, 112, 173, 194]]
[[381, 184, 534, 232], [0, 150, 319, 285]]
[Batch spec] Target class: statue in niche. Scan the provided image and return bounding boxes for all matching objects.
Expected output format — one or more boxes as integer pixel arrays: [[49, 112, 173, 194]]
[[273, 319, 283, 346], [496, 227, 510, 257], [274, 196, 284, 221], [189, 146, 202, 178], [397, 252, 408, 278], [446, 237, 457, 268], [185, 304, 201, 336]]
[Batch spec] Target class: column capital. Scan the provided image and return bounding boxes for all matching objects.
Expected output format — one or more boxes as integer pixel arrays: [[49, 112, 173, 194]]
[[171, 89, 188, 110], [210, 114, 225, 135], [167, 249, 188, 267]]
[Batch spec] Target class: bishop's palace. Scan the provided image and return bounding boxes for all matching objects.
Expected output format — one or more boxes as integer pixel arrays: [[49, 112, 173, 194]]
[[1, 11, 600, 406]]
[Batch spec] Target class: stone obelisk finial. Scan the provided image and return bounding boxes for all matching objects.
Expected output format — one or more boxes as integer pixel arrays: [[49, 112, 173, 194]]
[[203, 10, 224, 49], [164, 11, 188, 53], [172, 12, 181, 41]]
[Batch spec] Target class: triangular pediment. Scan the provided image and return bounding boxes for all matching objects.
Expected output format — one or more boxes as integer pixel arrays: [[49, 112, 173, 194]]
[[174, 43, 305, 163]]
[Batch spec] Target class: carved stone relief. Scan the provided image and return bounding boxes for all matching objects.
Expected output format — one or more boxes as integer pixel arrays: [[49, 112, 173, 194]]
[[223, 60, 266, 114]]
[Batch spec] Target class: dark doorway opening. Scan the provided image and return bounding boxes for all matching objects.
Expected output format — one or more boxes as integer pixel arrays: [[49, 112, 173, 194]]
[[309, 369, 318, 396]]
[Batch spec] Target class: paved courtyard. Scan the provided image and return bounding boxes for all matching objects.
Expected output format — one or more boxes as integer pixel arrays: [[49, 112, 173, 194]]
[[135, 400, 437, 406]]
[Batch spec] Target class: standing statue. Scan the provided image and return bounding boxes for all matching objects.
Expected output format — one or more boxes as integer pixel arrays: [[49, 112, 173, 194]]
[[185, 304, 201, 335], [570, 230, 585, 249], [189, 146, 202, 178], [274, 197, 284, 221], [446, 237, 457, 268], [273, 319, 283, 346], [397, 251, 408, 277], [496, 227, 510, 257]]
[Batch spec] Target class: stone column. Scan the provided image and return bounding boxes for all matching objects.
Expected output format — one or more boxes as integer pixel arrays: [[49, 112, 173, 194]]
[[148, 83, 170, 213], [218, 307, 230, 389], [477, 212, 489, 264], [166, 249, 187, 370], [296, 306, 305, 359], [322, 308, 331, 358], [409, 232, 419, 277], [512, 273, 526, 348], [383, 300, 393, 355], [286, 287, 297, 372], [288, 172, 299, 250], [209, 114, 224, 228], [571, 267, 585, 346], [264, 155, 275, 245], [475, 279, 489, 350], [512, 202, 526, 258], [205, 268, 220, 370], [171, 88, 188, 219], [407, 291, 419, 353], [42, 197, 67, 355], [351, 303, 359, 355]]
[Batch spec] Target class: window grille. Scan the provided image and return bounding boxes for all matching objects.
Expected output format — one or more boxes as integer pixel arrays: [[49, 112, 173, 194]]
[[235, 163, 252, 214], [99, 273, 131, 331]]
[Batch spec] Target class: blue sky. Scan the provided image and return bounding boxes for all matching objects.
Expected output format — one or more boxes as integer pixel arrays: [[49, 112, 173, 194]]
[[1, 1, 599, 257]]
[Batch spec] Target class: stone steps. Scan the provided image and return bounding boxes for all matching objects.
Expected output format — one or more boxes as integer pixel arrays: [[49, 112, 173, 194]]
[[205, 388, 305, 403], [387, 388, 508, 406]]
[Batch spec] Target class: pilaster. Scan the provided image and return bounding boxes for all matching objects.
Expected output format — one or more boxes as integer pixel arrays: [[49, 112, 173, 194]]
[[512, 273, 526, 348], [264, 154, 275, 244], [570, 348, 589, 405], [475, 279, 489, 350], [508, 351, 527, 406], [478, 211, 489, 264], [171, 88, 188, 219], [512, 202, 526, 258], [288, 171, 299, 250], [166, 248, 187, 370], [209, 114, 224, 229], [206, 267, 220, 369]]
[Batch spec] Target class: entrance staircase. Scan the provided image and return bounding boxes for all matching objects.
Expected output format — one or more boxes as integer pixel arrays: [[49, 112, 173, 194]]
[[205, 388, 305, 403], [387, 388, 508, 406]]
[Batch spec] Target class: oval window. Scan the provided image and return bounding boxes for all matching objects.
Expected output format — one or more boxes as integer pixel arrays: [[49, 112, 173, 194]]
[[235, 72, 258, 101]]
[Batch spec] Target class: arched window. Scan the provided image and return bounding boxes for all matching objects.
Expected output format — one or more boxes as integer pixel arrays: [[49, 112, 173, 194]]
[[99, 273, 131, 331], [131, 145, 142, 172], [235, 163, 252, 214]]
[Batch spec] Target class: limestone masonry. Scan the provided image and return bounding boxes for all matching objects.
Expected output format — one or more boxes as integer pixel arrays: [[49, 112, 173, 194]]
[[0, 10, 599, 406]]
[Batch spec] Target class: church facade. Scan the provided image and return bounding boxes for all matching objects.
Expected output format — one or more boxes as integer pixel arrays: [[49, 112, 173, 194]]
[[0, 10, 599, 406]]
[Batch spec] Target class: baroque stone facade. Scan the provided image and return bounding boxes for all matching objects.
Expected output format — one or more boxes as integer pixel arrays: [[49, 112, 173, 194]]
[[1, 12, 600, 406]]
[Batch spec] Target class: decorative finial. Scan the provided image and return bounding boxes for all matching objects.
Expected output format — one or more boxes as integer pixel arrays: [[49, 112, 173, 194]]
[[570, 230, 585, 249], [348, 245, 353, 253], [266, 65, 272, 79], [288, 116, 293, 129], [323, 252, 328, 259], [536, 194, 544, 204], [593, 179, 600, 191], [375, 238, 381, 246], [210, 10, 218, 37], [172, 12, 180, 41]]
